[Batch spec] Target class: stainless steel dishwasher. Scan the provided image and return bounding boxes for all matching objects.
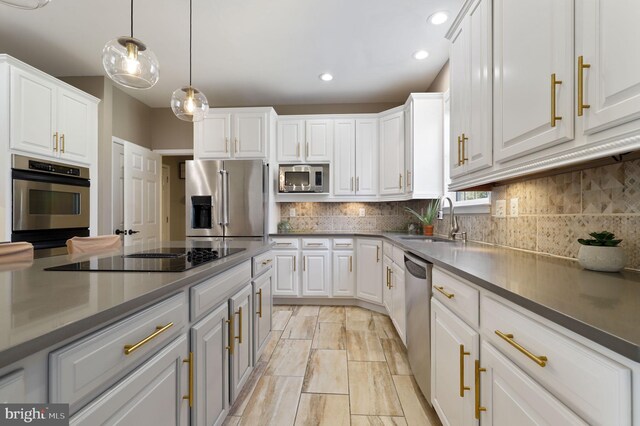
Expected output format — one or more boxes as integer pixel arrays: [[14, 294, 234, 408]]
[[404, 252, 432, 404]]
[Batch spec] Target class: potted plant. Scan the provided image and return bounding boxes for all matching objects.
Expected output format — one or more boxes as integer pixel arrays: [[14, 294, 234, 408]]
[[577, 231, 627, 272], [405, 200, 441, 236]]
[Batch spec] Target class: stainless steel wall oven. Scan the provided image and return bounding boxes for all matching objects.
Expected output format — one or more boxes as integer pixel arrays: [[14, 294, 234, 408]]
[[11, 155, 90, 256]]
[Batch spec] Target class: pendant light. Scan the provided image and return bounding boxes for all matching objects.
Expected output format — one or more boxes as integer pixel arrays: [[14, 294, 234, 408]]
[[170, 0, 208, 122], [102, 0, 159, 89], [0, 0, 50, 8]]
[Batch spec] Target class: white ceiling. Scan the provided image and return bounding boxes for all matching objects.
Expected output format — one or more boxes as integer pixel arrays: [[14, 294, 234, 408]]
[[0, 0, 461, 108]]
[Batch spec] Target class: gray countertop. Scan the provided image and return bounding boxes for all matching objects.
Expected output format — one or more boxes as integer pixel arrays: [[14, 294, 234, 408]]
[[272, 232, 640, 363], [0, 240, 272, 369]]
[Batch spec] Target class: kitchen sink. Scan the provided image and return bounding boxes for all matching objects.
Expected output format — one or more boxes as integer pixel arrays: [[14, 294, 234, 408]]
[[398, 236, 456, 243]]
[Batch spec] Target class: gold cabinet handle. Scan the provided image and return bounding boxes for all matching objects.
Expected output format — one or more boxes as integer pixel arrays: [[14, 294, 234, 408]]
[[407, 170, 411, 188], [386, 267, 390, 288], [356, 176, 360, 191], [60, 134, 65, 153], [261, 259, 272, 266], [460, 345, 471, 397], [235, 138, 239, 153], [182, 352, 194, 407], [256, 288, 263, 318], [495, 330, 548, 367], [306, 141, 310, 158], [351, 177, 354, 191], [551, 73, 563, 127], [434, 286, 454, 299], [335, 243, 351, 247], [389, 269, 393, 288], [399, 173, 403, 189], [124, 322, 174, 355], [225, 316, 234, 355], [376, 246, 380, 262], [577, 55, 591, 117], [275, 242, 293, 247], [460, 133, 468, 164], [457, 135, 461, 166], [475, 360, 487, 419], [225, 137, 229, 152], [306, 243, 324, 246], [303, 255, 307, 271], [296, 142, 300, 158], [294, 255, 296, 272], [235, 307, 243, 344], [53, 132, 59, 152], [349, 255, 353, 272]]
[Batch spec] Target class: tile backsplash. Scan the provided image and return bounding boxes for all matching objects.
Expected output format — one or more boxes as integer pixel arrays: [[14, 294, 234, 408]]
[[278, 157, 640, 271]]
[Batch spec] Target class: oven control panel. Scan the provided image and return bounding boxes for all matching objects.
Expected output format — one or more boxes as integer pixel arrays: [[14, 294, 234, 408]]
[[29, 160, 81, 176]]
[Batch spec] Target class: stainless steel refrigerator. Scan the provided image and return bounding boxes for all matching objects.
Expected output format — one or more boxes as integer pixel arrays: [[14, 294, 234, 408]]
[[185, 160, 268, 238]]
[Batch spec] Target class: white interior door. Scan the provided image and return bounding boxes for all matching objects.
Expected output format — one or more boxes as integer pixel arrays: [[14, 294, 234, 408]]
[[112, 142, 125, 239], [161, 165, 170, 241], [123, 140, 161, 246]]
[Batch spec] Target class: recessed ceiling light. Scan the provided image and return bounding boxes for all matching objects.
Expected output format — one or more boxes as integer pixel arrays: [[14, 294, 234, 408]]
[[319, 73, 334, 81], [428, 11, 449, 25], [413, 50, 430, 60]]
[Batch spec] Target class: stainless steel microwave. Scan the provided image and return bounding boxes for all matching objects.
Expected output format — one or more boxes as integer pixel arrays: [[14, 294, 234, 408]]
[[278, 165, 328, 193]]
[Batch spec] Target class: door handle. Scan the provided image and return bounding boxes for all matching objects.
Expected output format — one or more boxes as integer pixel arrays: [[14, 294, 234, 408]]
[[349, 256, 352, 272], [182, 352, 193, 407], [225, 137, 229, 152], [256, 288, 263, 318], [376, 246, 380, 262], [461, 133, 468, 164], [460, 344, 471, 397], [224, 170, 230, 226], [128, 229, 140, 235], [225, 316, 234, 355], [351, 177, 354, 192], [356, 177, 359, 191], [551, 73, 563, 127], [235, 138, 239, 153], [124, 323, 173, 355], [234, 307, 243, 344], [219, 170, 225, 226], [577, 55, 591, 117], [475, 360, 487, 419], [115, 229, 124, 235], [53, 132, 59, 152], [60, 134, 65, 153]]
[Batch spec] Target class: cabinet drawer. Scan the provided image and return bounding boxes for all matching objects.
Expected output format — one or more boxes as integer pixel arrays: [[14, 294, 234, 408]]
[[333, 238, 354, 249], [272, 238, 299, 249], [301, 238, 330, 249], [383, 241, 393, 258], [431, 267, 479, 328], [191, 261, 251, 320], [481, 295, 631, 425], [392, 245, 405, 267], [253, 250, 273, 277], [49, 293, 187, 411]]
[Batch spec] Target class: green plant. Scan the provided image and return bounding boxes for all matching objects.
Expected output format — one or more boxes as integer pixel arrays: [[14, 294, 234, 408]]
[[578, 231, 622, 247], [405, 200, 441, 226]]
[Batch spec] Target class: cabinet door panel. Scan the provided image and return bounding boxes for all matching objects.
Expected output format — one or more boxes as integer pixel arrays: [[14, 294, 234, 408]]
[[431, 299, 478, 426], [302, 251, 329, 296], [191, 303, 229, 426], [379, 112, 405, 195], [273, 251, 299, 296], [391, 264, 406, 345], [481, 341, 587, 426], [277, 120, 304, 162], [58, 88, 91, 163], [356, 239, 383, 304], [253, 269, 273, 361], [70, 335, 188, 426], [332, 251, 355, 297], [196, 114, 231, 159], [580, 0, 640, 134], [10, 67, 56, 156], [333, 119, 356, 195], [355, 119, 378, 195], [494, 0, 574, 162], [234, 113, 266, 158], [449, 25, 469, 179], [382, 256, 393, 314], [305, 119, 333, 162], [230, 284, 253, 403]]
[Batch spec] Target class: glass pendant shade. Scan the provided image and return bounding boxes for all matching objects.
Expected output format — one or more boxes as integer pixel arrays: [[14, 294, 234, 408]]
[[0, 0, 50, 9], [171, 86, 208, 122], [102, 36, 159, 89]]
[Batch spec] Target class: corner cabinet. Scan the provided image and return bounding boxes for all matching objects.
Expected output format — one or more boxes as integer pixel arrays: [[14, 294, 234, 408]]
[[9, 63, 98, 164], [194, 108, 274, 160], [379, 110, 405, 196]]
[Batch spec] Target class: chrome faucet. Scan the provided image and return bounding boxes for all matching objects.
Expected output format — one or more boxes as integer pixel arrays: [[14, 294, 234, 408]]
[[442, 197, 460, 240]]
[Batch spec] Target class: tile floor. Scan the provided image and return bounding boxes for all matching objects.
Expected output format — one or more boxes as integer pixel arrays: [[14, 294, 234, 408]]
[[223, 305, 442, 426]]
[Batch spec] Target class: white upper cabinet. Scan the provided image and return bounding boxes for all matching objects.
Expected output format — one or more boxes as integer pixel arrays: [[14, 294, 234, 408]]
[[355, 119, 378, 196], [333, 119, 356, 195], [449, 0, 493, 178], [493, 0, 574, 163], [277, 119, 305, 162], [578, 0, 640, 134], [379, 110, 405, 196], [9, 64, 97, 164], [407, 94, 443, 198], [305, 119, 333, 162], [195, 108, 272, 160]]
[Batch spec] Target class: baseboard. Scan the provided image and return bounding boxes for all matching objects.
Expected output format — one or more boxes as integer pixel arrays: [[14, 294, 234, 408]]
[[273, 297, 387, 315]]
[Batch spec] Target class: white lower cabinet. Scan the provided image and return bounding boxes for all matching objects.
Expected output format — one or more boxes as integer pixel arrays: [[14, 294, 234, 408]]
[[0, 370, 25, 403], [70, 335, 189, 426], [191, 303, 229, 426], [356, 239, 383, 304], [253, 268, 273, 361], [480, 340, 586, 426], [301, 250, 330, 296], [332, 250, 355, 297], [382, 255, 393, 314], [431, 298, 479, 426], [273, 250, 299, 296], [391, 263, 406, 344], [229, 284, 253, 403]]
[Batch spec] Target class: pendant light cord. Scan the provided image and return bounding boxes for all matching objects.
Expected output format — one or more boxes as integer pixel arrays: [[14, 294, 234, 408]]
[[130, 0, 134, 38], [189, 0, 193, 86]]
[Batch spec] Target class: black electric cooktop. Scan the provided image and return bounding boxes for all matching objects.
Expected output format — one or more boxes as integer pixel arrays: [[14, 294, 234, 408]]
[[45, 247, 246, 272]]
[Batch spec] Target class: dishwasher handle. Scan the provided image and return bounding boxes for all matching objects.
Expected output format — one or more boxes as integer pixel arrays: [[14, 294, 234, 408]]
[[404, 253, 428, 279]]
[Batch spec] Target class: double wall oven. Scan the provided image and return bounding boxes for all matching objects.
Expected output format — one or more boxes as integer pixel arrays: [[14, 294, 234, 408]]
[[11, 155, 90, 257]]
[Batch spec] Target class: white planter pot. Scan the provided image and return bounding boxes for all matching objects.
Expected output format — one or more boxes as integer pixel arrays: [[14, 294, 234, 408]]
[[577, 245, 627, 272]]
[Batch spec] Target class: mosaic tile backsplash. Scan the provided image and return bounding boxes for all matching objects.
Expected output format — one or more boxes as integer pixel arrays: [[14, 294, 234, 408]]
[[279, 157, 640, 270]]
